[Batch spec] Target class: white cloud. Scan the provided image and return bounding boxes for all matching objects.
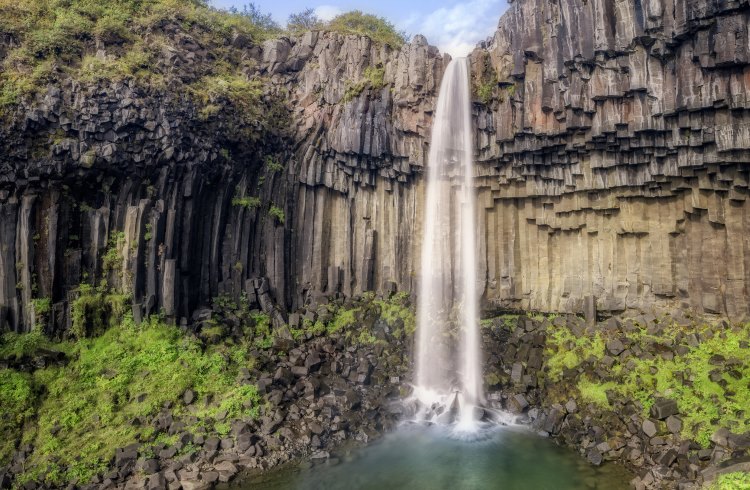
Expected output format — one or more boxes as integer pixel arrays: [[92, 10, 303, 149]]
[[401, 0, 506, 57], [315, 5, 344, 21]]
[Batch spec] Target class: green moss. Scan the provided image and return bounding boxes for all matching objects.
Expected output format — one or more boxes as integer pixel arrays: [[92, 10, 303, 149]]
[[706, 472, 750, 490], [31, 297, 52, 327], [231, 195, 261, 210], [577, 377, 617, 409], [250, 311, 274, 349], [374, 292, 416, 336], [9, 314, 261, 486], [545, 325, 605, 381], [357, 329, 378, 345], [265, 156, 284, 173], [327, 11, 406, 48], [268, 205, 285, 224], [477, 79, 496, 105], [344, 65, 387, 102], [0, 370, 38, 462], [547, 319, 750, 449], [70, 282, 131, 339], [328, 307, 359, 334], [102, 231, 126, 272]]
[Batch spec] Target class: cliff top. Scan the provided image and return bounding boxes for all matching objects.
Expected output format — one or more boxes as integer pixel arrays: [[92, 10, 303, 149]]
[[0, 0, 408, 117]]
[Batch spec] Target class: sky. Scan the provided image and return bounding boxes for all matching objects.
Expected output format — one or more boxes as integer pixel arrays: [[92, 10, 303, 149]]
[[209, 0, 509, 57]]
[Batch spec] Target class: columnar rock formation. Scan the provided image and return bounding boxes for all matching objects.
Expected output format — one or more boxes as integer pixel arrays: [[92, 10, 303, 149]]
[[470, 0, 750, 319], [0, 30, 445, 333], [2, 0, 750, 334]]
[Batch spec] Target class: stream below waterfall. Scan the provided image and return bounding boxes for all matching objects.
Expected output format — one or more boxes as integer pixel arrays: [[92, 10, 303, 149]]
[[237, 425, 632, 490]]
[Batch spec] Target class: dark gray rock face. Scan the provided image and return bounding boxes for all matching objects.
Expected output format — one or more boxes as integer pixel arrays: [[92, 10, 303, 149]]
[[0, 31, 445, 333]]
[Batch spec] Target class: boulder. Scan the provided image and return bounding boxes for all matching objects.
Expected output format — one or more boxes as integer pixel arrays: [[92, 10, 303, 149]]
[[650, 398, 679, 420]]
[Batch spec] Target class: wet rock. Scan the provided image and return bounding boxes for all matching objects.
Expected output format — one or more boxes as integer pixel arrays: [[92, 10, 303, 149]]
[[587, 448, 603, 466], [666, 416, 682, 434], [711, 428, 731, 447], [509, 394, 529, 413], [182, 390, 195, 405], [213, 461, 238, 483]]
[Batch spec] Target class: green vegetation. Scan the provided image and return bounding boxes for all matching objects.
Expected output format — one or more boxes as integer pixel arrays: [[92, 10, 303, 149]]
[[472, 51, 499, 105], [374, 292, 416, 337], [576, 377, 618, 409], [545, 326, 605, 381], [0, 290, 415, 484], [0, 1, 409, 121], [477, 79, 497, 105], [0, 370, 37, 463], [231, 195, 261, 210], [481, 314, 520, 330], [101, 231, 126, 272], [31, 297, 52, 327], [265, 156, 284, 173], [0, 0, 282, 115], [286, 8, 322, 34], [545, 319, 750, 448], [706, 472, 750, 490], [327, 11, 406, 48], [70, 282, 130, 339], [268, 204, 285, 224], [0, 314, 262, 486], [190, 74, 264, 121], [328, 307, 359, 334], [344, 66, 387, 102]]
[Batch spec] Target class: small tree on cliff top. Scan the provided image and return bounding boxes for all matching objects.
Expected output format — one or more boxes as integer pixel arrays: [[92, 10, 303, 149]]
[[327, 10, 407, 48]]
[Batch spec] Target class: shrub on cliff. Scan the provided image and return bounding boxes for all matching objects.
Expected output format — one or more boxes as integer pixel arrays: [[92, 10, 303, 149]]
[[0, 0, 280, 112], [326, 10, 407, 48], [287, 8, 323, 34]]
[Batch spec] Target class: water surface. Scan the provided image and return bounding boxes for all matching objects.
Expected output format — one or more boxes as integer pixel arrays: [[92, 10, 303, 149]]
[[239, 425, 632, 490]]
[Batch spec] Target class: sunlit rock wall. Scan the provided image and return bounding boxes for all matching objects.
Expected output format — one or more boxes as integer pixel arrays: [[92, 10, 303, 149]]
[[469, 0, 750, 320]]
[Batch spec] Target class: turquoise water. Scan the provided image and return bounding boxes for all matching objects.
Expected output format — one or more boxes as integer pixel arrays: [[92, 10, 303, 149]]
[[239, 425, 632, 490]]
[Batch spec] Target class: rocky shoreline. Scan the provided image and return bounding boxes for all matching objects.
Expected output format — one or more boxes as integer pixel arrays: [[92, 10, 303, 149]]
[[4, 302, 750, 489], [1, 295, 412, 490], [482, 312, 750, 490]]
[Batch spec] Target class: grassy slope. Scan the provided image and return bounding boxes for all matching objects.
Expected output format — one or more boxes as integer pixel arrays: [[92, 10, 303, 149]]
[[0, 1, 407, 117], [543, 318, 750, 448], [1, 315, 262, 485], [0, 293, 414, 487]]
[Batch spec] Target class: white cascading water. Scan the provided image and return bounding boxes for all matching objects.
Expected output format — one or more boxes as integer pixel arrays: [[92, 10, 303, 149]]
[[414, 57, 484, 433]]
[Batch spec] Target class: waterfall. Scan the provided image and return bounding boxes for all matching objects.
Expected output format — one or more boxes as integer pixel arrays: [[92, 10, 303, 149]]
[[414, 57, 484, 432]]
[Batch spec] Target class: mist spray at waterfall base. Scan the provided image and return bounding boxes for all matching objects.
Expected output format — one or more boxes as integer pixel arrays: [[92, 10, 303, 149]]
[[408, 57, 504, 438]]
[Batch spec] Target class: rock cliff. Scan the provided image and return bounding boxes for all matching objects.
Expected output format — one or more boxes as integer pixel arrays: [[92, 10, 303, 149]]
[[2, 0, 750, 334], [470, 0, 750, 319], [0, 26, 446, 333]]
